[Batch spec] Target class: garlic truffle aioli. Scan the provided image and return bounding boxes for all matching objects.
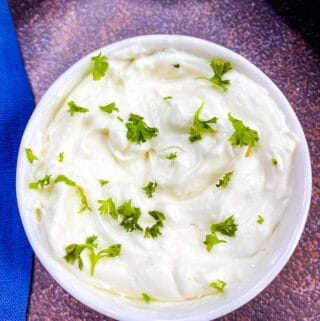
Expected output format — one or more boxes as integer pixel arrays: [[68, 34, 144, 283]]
[[25, 46, 297, 302]]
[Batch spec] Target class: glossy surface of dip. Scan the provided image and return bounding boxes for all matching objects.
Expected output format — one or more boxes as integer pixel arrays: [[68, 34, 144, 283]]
[[25, 46, 296, 302]]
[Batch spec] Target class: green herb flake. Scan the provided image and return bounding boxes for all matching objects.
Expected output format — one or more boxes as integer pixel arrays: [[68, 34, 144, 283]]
[[216, 171, 233, 188], [210, 279, 226, 293], [117, 200, 143, 232], [29, 174, 52, 190], [54, 174, 91, 213], [203, 233, 226, 252], [148, 210, 165, 222], [228, 113, 259, 157], [117, 116, 124, 122], [58, 152, 64, 163], [142, 181, 158, 198], [188, 102, 218, 143], [210, 215, 238, 237], [25, 148, 39, 164], [99, 102, 119, 114], [91, 52, 109, 81], [144, 223, 162, 239], [99, 179, 109, 186], [173, 63, 180, 68], [97, 198, 118, 220], [257, 215, 264, 225], [64, 235, 121, 276], [125, 113, 158, 144], [272, 158, 278, 166], [197, 58, 232, 91], [142, 292, 153, 303], [166, 152, 177, 160], [67, 100, 89, 117], [163, 96, 173, 100], [144, 210, 166, 239], [64, 243, 85, 270]]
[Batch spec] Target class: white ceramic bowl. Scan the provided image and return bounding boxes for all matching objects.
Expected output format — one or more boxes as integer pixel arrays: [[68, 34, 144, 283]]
[[16, 35, 312, 321]]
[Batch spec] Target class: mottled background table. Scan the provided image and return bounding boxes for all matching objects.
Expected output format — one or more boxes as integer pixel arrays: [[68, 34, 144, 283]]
[[8, 0, 319, 320]]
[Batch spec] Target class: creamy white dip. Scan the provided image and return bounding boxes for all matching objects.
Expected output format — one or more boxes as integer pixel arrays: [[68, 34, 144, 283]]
[[25, 47, 296, 302]]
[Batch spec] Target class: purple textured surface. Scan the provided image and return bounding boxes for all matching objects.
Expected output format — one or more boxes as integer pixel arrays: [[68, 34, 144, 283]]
[[8, 0, 320, 320]]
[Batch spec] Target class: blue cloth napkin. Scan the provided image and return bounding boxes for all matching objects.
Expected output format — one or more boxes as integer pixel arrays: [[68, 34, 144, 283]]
[[0, 1, 34, 319]]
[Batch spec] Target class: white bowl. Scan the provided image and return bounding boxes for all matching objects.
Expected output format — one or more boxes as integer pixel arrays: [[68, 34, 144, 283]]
[[16, 35, 312, 321]]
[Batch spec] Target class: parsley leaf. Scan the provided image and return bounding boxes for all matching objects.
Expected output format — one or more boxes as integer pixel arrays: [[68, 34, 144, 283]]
[[166, 152, 177, 160], [64, 243, 85, 270], [67, 100, 89, 116], [203, 233, 226, 252], [99, 102, 119, 114], [144, 223, 162, 239], [148, 210, 165, 222], [216, 171, 233, 188], [125, 113, 158, 144], [142, 293, 153, 303], [117, 200, 143, 232], [64, 235, 121, 276], [97, 198, 118, 220], [228, 113, 259, 157], [197, 58, 232, 91], [188, 102, 218, 143], [58, 152, 64, 163], [144, 210, 166, 239], [210, 279, 226, 293], [163, 96, 173, 100], [29, 174, 52, 190], [173, 63, 180, 68], [99, 179, 109, 186], [91, 52, 109, 81], [142, 181, 158, 198], [55, 174, 91, 213], [272, 158, 278, 166], [257, 214, 264, 224], [25, 148, 39, 163], [210, 215, 238, 236]]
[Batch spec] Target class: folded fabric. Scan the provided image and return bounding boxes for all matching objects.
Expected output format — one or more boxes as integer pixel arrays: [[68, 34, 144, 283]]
[[0, 0, 34, 319]]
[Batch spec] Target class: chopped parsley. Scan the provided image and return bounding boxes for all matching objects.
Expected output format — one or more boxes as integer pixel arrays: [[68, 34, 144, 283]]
[[125, 113, 158, 144], [228, 113, 259, 157], [272, 158, 278, 166], [97, 198, 118, 220], [58, 152, 64, 163], [166, 152, 177, 160], [142, 181, 158, 198], [216, 171, 233, 188], [210, 215, 238, 236], [210, 279, 226, 293], [25, 148, 38, 163], [99, 179, 109, 186], [173, 63, 180, 68], [257, 215, 264, 224], [117, 200, 143, 232], [197, 58, 232, 91], [29, 174, 51, 190], [54, 174, 91, 213], [91, 52, 109, 81], [67, 100, 89, 116], [99, 102, 119, 114], [144, 210, 166, 239], [188, 102, 218, 143], [203, 233, 226, 252], [117, 116, 124, 122], [64, 235, 121, 276], [142, 292, 153, 303], [163, 96, 173, 100]]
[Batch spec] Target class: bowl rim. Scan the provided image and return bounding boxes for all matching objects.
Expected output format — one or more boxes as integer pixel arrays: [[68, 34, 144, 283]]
[[16, 34, 312, 321]]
